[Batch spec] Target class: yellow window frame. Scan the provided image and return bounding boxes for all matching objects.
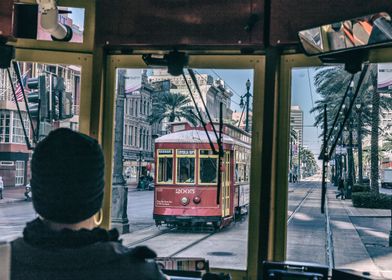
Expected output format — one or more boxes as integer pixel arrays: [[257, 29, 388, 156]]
[[199, 149, 219, 185], [157, 149, 174, 184], [175, 149, 196, 185]]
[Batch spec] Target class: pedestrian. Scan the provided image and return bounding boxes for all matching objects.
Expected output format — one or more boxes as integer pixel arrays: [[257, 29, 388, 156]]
[[0, 176, 3, 200], [336, 177, 345, 200], [24, 183, 31, 201], [11, 128, 167, 280], [293, 173, 297, 183]]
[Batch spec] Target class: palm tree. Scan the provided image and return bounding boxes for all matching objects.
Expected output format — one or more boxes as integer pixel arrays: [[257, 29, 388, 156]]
[[148, 92, 199, 126], [311, 64, 392, 193], [289, 126, 298, 181], [382, 136, 392, 152], [299, 146, 319, 177]]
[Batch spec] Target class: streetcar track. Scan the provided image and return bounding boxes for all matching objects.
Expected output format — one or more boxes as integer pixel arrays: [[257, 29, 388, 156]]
[[168, 231, 217, 257], [287, 185, 314, 224], [124, 227, 174, 247], [325, 193, 335, 270]]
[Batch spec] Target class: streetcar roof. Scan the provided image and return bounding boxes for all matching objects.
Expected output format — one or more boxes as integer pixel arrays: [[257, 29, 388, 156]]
[[155, 130, 234, 145]]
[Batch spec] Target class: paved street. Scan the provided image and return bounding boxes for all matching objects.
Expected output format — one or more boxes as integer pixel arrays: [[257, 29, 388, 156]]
[[287, 178, 392, 279], [0, 186, 155, 241], [1, 180, 392, 277]]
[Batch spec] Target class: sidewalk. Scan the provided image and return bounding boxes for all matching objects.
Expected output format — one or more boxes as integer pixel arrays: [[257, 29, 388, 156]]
[[328, 185, 392, 279], [0, 186, 26, 204]]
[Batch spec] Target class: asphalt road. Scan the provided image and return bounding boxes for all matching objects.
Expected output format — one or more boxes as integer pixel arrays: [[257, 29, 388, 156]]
[[0, 189, 156, 241]]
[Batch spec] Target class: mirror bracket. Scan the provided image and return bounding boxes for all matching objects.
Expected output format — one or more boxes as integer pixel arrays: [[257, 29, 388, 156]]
[[318, 49, 369, 74]]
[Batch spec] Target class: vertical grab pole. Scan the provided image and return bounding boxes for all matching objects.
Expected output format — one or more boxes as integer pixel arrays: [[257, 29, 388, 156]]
[[217, 102, 224, 205], [321, 104, 328, 213]]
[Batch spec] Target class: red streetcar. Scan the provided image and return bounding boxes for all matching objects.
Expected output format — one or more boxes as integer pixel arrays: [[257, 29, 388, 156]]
[[153, 122, 251, 229]]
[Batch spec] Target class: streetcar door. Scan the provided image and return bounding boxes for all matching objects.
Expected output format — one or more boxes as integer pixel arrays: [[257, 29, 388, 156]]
[[222, 151, 231, 217]]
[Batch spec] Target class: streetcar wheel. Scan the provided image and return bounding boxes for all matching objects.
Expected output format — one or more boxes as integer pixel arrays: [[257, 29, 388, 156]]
[[213, 221, 222, 230]]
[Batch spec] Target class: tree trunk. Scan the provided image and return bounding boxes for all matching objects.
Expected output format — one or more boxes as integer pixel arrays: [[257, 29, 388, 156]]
[[370, 86, 380, 194], [357, 116, 363, 184], [347, 126, 354, 189]]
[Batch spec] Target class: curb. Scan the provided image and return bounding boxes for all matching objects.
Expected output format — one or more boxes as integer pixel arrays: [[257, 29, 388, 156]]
[[0, 198, 27, 206]]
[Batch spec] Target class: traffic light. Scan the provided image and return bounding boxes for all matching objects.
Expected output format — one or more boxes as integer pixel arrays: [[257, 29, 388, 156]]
[[52, 77, 73, 120], [27, 75, 48, 120]]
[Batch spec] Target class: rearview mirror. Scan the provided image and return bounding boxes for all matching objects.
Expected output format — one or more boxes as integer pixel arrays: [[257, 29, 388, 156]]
[[298, 12, 392, 55]]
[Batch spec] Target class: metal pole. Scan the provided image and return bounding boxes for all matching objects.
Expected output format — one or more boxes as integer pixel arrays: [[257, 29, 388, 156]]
[[321, 104, 328, 214], [298, 144, 301, 182], [111, 69, 129, 233], [138, 150, 142, 182], [390, 197, 392, 246], [290, 136, 293, 182], [245, 79, 251, 132]]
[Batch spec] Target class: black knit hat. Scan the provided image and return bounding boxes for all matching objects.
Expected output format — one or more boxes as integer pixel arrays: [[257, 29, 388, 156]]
[[31, 128, 105, 224]]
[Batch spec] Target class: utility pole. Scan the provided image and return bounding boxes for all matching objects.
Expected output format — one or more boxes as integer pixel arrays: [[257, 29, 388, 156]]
[[137, 149, 143, 189], [111, 69, 129, 234], [321, 104, 328, 213], [245, 79, 251, 132]]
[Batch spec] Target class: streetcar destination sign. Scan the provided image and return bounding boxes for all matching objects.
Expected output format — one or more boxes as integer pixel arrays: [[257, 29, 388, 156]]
[[158, 149, 173, 155], [177, 149, 195, 155]]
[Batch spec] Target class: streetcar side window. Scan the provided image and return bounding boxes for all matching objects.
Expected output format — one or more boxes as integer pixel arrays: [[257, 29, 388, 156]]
[[199, 150, 218, 184], [176, 149, 195, 184], [157, 149, 173, 183]]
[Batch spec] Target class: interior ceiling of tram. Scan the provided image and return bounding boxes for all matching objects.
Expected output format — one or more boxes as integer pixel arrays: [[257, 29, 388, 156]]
[[1, 0, 392, 51], [96, 0, 392, 50]]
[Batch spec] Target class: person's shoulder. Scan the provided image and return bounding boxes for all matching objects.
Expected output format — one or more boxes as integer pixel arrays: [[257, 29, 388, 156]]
[[117, 245, 168, 279]]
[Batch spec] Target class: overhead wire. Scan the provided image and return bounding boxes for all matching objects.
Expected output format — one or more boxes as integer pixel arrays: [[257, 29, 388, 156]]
[[306, 68, 320, 142], [192, 69, 242, 107]]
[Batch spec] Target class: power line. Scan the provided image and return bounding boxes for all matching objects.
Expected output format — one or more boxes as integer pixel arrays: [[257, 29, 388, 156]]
[[306, 68, 320, 141], [210, 69, 245, 99], [192, 70, 242, 107]]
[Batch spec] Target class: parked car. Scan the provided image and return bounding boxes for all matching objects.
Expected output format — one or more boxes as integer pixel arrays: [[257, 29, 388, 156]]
[[380, 169, 392, 188]]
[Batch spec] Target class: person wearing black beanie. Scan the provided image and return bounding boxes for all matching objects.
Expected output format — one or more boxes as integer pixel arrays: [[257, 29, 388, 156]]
[[31, 127, 105, 224], [10, 128, 167, 280]]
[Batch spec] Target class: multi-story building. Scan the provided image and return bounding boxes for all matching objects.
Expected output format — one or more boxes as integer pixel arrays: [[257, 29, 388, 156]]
[[120, 69, 235, 183], [148, 69, 233, 123], [290, 105, 304, 147], [232, 111, 253, 131], [0, 62, 80, 187], [122, 70, 155, 183]]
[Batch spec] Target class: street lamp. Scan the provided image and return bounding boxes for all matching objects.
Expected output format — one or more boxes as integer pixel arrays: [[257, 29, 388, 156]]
[[138, 148, 143, 184], [355, 103, 363, 185]]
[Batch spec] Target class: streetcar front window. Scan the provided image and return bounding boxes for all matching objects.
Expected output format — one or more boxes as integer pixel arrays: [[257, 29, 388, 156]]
[[158, 157, 173, 183], [176, 149, 195, 184], [199, 150, 218, 184]]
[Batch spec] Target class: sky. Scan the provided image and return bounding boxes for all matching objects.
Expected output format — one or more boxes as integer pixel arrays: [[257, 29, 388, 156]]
[[68, 7, 85, 31], [197, 69, 254, 113], [197, 68, 323, 161], [291, 68, 322, 160], [206, 68, 322, 160]]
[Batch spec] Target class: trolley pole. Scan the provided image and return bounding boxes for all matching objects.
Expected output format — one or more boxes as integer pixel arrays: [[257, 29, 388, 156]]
[[245, 79, 251, 132], [321, 104, 328, 214]]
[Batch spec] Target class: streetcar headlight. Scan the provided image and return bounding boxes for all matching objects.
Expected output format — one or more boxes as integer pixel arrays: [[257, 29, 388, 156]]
[[193, 196, 201, 204], [180, 197, 189, 205]]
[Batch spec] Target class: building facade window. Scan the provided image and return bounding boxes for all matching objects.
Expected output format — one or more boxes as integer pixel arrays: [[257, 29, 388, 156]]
[[12, 112, 29, 144], [134, 126, 137, 146], [124, 124, 128, 146], [15, 160, 25, 186], [0, 110, 11, 143], [139, 128, 143, 148], [129, 125, 133, 146]]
